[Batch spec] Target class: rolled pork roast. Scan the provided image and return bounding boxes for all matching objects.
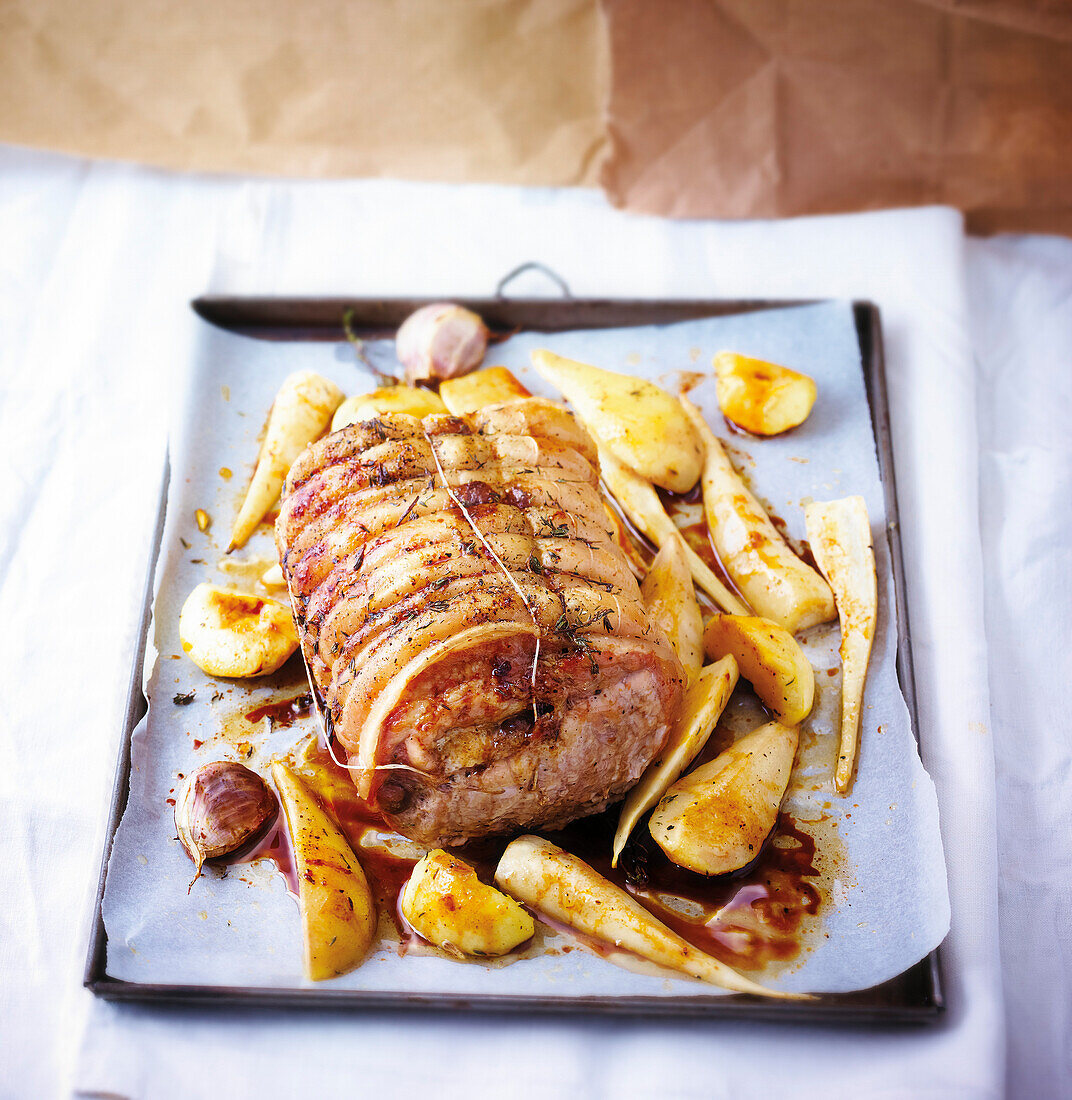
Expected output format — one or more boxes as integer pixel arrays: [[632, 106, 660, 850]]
[[277, 398, 684, 845]]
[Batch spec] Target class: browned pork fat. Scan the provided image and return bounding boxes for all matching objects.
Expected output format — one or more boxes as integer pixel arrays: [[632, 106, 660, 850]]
[[276, 398, 684, 845]]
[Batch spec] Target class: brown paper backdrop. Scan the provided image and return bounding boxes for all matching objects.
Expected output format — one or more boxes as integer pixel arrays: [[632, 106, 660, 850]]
[[0, 0, 1068, 232], [599, 0, 1072, 233], [0, 0, 607, 184]]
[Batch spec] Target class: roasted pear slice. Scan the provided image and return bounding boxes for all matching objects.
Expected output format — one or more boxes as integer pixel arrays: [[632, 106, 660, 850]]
[[612, 656, 738, 867], [401, 849, 534, 957], [641, 538, 704, 680], [704, 614, 814, 726], [649, 721, 798, 876], [531, 348, 702, 492], [714, 352, 817, 436], [271, 762, 376, 981]]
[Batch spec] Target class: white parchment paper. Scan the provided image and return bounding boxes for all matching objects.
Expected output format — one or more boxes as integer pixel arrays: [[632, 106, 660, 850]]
[[102, 301, 949, 996]]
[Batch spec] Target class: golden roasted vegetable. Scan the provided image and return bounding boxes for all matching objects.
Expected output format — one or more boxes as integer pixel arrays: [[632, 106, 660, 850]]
[[178, 584, 298, 677], [804, 496, 878, 793], [641, 538, 704, 680], [612, 656, 738, 867], [598, 446, 748, 616], [271, 762, 376, 981], [531, 348, 702, 493], [496, 836, 803, 999], [260, 562, 286, 590], [401, 849, 534, 957], [331, 386, 446, 431], [649, 721, 798, 875], [439, 366, 530, 416], [681, 398, 835, 633], [714, 352, 817, 436], [230, 371, 344, 551], [704, 614, 814, 726]]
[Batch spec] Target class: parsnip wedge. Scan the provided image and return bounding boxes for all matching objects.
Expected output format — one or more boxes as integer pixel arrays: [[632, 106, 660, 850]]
[[496, 836, 806, 1000], [599, 446, 749, 616], [531, 348, 702, 492], [681, 398, 835, 633], [704, 614, 814, 725], [641, 539, 704, 679], [714, 352, 817, 436], [439, 366, 530, 416], [612, 656, 738, 867], [230, 371, 344, 551], [804, 496, 878, 794], [650, 721, 798, 876], [270, 762, 376, 981], [401, 849, 534, 957], [332, 386, 445, 431]]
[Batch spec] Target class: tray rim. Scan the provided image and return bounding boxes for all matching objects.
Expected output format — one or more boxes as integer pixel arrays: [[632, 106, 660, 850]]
[[85, 295, 945, 1023]]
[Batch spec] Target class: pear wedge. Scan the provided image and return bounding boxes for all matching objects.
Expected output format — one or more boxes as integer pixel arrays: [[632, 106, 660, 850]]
[[271, 762, 376, 981], [650, 721, 799, 876], [612, 656, 739, 867], [531, 348, 702, 492], [714, 352, 817, 436], [704, 614, 814, 726], [641, 538, 705, 679]]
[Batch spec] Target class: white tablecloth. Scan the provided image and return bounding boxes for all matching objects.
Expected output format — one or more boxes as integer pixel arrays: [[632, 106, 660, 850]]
[[0, 144, 1067, 1098]]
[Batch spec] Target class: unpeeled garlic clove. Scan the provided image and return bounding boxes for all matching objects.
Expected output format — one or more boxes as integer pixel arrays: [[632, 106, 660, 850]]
[[396, 303, 488, 383], [175, 761, 277, 885]]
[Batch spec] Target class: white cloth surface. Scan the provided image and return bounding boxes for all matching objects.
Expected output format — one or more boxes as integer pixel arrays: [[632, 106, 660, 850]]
[[0, 140, 1055, 1097]]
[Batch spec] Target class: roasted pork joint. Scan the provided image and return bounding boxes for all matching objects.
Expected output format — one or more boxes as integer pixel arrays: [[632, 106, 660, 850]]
[[277, 398, 685, 845]]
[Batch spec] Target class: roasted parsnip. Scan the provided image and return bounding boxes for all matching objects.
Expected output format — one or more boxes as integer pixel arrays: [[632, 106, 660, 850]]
[[271, 762, 376, 980], [531, 348, 703, 493], [598, 446, 749, 616], [804, 496, 878, 793], [178, 584, 298, 677], [641, 538, 705, 679], [649, 721, 798, 876], [681, 397, 835, 633], [612, 655, 738, 867], [401, 849, 534, 957], [496, 836, 805, 999], [704, 614, 814, 726], [230, 371, 344, 551]]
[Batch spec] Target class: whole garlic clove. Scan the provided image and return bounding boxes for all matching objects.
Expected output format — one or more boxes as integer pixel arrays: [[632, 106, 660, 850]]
[[396, 303, 489, 384], [175, 761, 277, 885]]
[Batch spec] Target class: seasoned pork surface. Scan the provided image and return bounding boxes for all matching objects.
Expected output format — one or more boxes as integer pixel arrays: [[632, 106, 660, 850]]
[[277, 398, 684, 845]]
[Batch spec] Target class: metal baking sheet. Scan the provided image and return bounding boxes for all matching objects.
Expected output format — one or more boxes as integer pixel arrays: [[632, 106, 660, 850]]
[[85, 294, 944, 1022]]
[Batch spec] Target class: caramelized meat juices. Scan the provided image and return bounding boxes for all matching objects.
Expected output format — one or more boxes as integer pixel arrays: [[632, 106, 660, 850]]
[[277, 400, 685, 846]]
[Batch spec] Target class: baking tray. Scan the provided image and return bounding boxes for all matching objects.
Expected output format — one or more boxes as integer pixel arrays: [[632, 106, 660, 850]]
[[85, 291, 945, 1022]]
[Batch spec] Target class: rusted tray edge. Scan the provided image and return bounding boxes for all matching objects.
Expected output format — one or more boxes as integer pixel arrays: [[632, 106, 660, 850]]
[[85, 297, 945, 1023]]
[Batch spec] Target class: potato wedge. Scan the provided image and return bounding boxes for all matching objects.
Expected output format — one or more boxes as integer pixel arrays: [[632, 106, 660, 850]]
[[496, 836, 804, 999], [439, 366, 530, 416], [681, 398, 835, 633], [531, 348, 702, 493], [704, 614, 814, 725], [599, 446, 748, 616], [650, 721, 798, 876], [641, 538, 704, 679], [331, 386, 446, 431], [401, 849, 534, 957], [612, 656, 738, 866], [804, 496, 878, 793], [714, 352, 817, 436], [230, 371, 344, 551], [179, 583, 297, 677], [270, 763, 376, 981]]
